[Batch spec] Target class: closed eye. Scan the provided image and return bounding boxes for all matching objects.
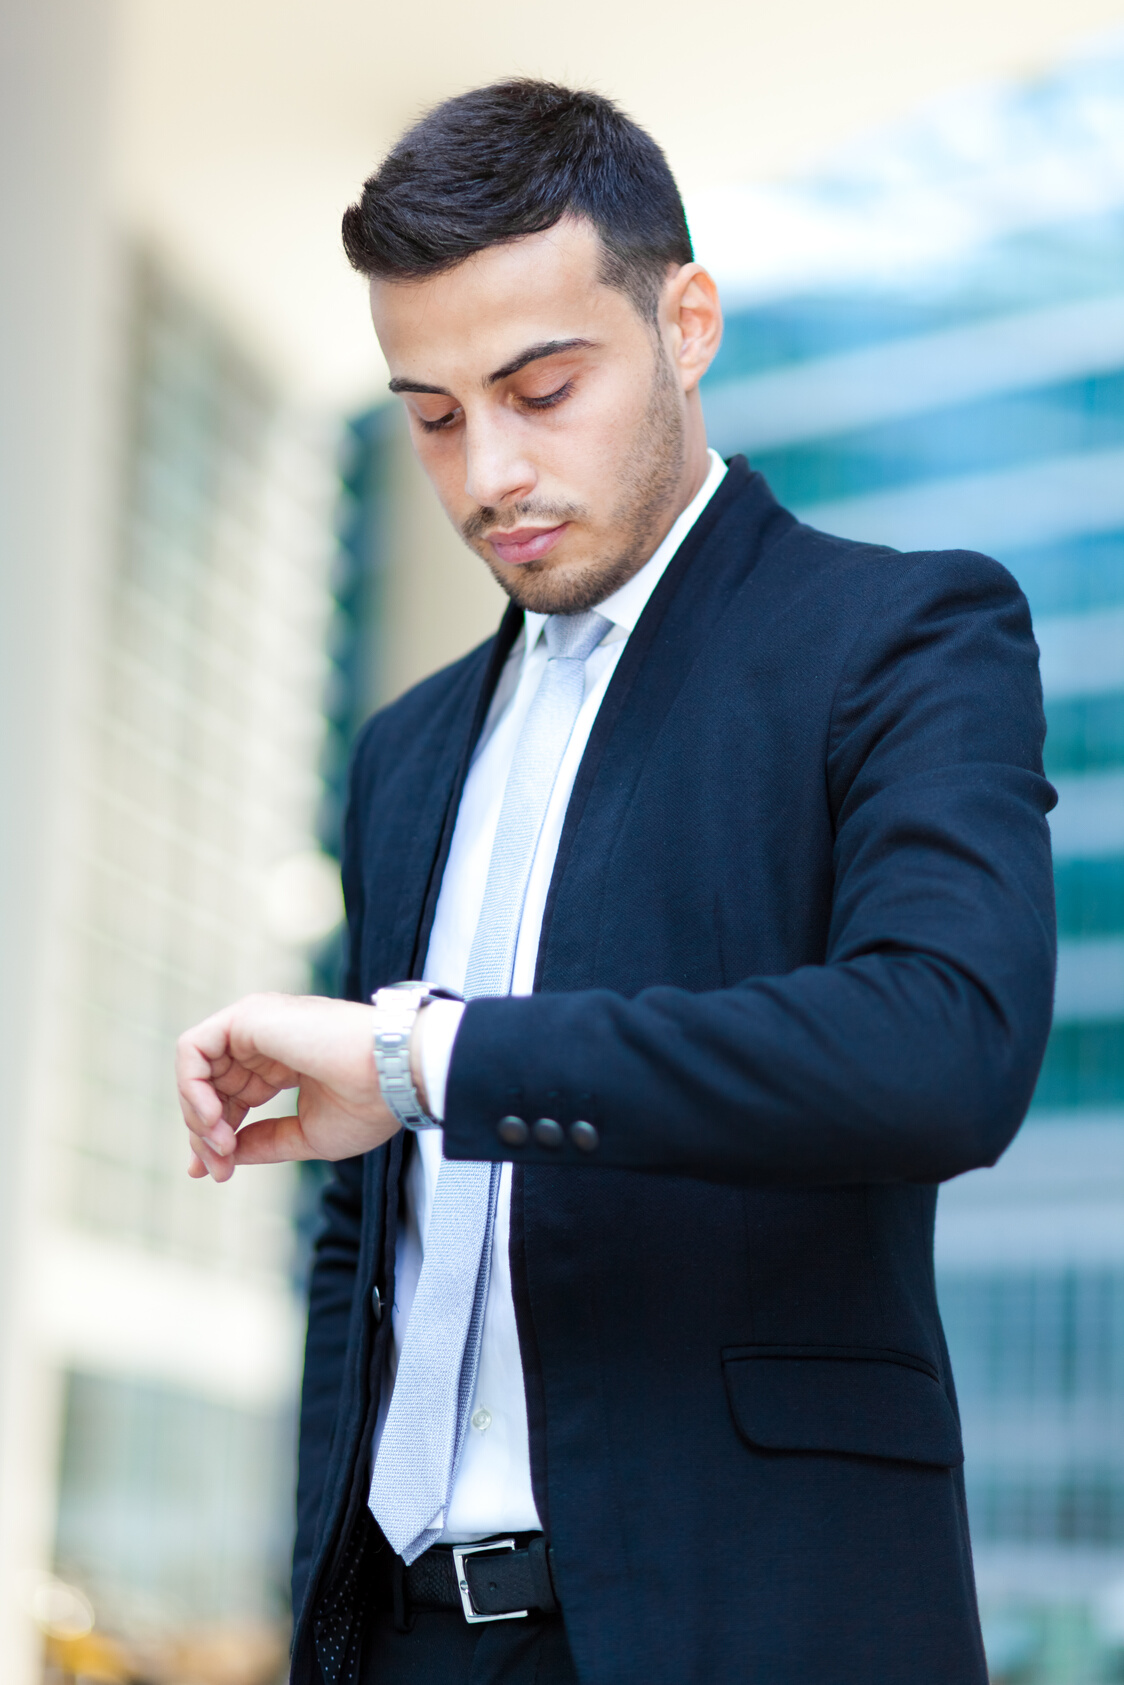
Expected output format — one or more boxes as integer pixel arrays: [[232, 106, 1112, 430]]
[[415, 378, 574, 433], [520, 380, 574, 412], [416, 406, 463, 434]]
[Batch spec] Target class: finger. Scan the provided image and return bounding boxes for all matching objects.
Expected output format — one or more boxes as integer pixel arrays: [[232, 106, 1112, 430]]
[[206, 1046, 299, 1110], [213, 1066, 295, 1109], [183, 1099, 237, 1159], [231, 1113, 318, 1167], [187, 1125, 236, 1183], [178, 1068, 224, 1137], [176, 1004, 297, 1151], [176, 1033, 234, 1146], [175, 1003, 266, 1128], [185, 995, 303, 1092], [178, 1067, 247, 1159], [188, 1150, 208, 1179], [189, 1092, 256, 1156]]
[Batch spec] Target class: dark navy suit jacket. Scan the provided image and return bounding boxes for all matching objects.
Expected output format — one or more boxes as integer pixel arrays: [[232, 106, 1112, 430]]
[[291, 459, 1056, 1685]]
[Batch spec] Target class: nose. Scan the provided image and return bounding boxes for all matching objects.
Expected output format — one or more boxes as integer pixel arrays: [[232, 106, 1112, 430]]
[[463, 410, 536, 511]]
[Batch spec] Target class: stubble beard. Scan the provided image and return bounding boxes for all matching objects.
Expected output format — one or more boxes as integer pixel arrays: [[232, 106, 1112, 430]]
[[463, 348, 687, 616]]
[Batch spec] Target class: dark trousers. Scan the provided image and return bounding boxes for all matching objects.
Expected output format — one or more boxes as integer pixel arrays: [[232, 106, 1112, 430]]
[[362, 1605, 580, 1684]]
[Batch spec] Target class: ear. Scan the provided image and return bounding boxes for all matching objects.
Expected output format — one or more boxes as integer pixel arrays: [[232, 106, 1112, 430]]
[[662, 263, 723, 395]]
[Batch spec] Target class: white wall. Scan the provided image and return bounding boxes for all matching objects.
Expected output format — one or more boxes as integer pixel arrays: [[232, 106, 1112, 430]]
[[0, 1, 119, 1674]]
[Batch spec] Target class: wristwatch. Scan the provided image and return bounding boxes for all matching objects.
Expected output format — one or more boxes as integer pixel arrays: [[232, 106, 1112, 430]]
[[371, 982, 462, 1131]]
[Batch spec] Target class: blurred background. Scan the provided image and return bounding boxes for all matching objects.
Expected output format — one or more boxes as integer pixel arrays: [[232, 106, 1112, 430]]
[[4, 2, 1124, 1680]]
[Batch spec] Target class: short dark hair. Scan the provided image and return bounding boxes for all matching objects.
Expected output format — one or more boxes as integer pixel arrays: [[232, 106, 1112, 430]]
[[342, 79, 693, 321]]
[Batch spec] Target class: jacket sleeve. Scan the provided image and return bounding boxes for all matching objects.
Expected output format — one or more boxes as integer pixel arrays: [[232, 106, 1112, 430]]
[[292, 727, 373, 1618], [441, 550, 1057, 1186]]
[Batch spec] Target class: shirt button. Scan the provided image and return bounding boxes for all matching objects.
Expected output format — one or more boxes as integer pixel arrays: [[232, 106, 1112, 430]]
[[497, 1115, 528, 1146], [471, 1407, 492, 1431], [533, 1118, 564, 1148], [570, 1121, 599, 1152]]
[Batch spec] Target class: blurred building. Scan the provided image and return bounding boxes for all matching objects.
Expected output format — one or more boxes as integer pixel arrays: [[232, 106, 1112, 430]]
[[697, 46, 1124, 1684], [1, 9, 342, 1678], [41, 250, 339, 1666]]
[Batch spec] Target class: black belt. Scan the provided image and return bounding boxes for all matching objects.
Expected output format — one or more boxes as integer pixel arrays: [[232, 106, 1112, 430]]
[[394, 1534, 559, 1626]]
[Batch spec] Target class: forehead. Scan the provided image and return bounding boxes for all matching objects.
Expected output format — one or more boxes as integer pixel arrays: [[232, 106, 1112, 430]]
[[368, 217, 638, 383]]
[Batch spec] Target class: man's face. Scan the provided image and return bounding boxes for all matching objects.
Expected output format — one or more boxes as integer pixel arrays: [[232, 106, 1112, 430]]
[[369, 218, 704, 614]]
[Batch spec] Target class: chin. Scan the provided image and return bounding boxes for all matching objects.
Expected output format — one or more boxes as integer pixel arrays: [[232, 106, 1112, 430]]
[[488, 548, 645, 617]]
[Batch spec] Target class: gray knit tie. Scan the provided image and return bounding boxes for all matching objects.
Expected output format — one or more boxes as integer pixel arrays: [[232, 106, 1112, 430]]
[[368, 609, 610, 1563]]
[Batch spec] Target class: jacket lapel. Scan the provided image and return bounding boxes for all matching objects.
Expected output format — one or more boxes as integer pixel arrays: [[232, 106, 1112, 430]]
[[380, 601, 524, 982], [310, 602, 524, 1634], [535, 458, 788, 989]]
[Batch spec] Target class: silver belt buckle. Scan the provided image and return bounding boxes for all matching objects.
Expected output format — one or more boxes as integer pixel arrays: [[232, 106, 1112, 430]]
[[451, 1538, 529, 1624]]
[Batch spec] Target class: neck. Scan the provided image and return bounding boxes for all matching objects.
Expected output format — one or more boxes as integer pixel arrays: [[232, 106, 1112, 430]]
[[646, 395, 712, 555], [678, 398, 713, 511]]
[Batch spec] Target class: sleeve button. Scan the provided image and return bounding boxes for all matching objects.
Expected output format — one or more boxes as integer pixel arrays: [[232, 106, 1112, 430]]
[[372, 1285, 383, 1323], [570, 1120, 599, 1152], [497, 1115, 528, 1146], [533, 1118, 564, 1148]]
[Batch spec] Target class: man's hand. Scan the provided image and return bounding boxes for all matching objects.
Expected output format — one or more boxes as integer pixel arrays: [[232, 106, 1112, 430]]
[[176, 993, 400, 1182]]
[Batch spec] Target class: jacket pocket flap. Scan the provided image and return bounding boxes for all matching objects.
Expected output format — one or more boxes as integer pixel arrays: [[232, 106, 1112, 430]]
[[721, 1347, 963, 1468]]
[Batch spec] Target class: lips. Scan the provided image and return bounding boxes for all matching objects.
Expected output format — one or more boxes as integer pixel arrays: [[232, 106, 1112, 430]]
[[487, 523, 569, 565]]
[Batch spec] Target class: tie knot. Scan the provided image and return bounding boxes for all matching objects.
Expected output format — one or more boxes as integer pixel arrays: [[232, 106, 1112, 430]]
[[544, 609, 611, 663]]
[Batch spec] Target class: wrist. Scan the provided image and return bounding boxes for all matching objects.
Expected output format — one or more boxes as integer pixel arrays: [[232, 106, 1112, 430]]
[[370, 982, 462, 1131], [409, 1005, 431, 1117], [412, 998, 465, 1124], [370, 983, 439, 1131]]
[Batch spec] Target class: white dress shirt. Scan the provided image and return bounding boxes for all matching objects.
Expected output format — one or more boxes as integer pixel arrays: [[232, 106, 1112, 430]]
[[379, 449, 728, 1542]]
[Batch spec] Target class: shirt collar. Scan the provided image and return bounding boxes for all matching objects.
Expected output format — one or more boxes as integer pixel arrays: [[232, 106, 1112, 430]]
[[522, 448, 728, 654]]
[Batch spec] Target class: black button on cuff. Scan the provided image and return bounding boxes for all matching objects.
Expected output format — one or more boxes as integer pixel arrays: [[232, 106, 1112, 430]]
[[372, 1285, 383, 1323], [533, 1118, 565, 1148], [570, 1120, 599, 1152], [497, 1115, 528, 1146]]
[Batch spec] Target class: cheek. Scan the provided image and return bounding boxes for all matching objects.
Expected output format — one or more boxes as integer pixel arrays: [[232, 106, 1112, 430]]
[[548, 388, 645, 496], [412, 428, 468, 510]]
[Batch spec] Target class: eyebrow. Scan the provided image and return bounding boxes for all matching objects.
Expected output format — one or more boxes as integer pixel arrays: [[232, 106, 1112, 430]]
[[388, 337, 596, 396]]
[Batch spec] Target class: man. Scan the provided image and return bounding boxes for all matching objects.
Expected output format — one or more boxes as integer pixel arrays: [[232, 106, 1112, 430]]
[[176, 80, 1056, 1685]]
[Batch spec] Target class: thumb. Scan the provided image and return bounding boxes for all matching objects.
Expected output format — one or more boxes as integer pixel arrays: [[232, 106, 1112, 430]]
[[232, 1113, 318, 1167]]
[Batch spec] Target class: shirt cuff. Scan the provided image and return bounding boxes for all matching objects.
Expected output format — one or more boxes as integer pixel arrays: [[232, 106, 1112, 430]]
[[419, 999, 466, 1123]]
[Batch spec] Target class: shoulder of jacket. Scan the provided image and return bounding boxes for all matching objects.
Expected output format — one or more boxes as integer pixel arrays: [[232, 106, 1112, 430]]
[[778, 519, 1022, 608]]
